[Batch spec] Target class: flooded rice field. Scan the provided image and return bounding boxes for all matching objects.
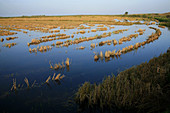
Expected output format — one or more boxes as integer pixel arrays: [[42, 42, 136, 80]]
[[0, 17, 170, 113]]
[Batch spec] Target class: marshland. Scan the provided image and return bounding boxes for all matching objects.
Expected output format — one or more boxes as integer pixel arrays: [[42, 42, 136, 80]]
[[0, 2, 170, 112]]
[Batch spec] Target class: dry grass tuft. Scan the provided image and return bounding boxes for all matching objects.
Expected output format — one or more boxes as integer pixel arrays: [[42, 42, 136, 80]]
[[65, 58, 70, 67], [91, 29, 97, 32], [55, 73, 61, 80], [94, 55, 99, 60], [45, 76, 51, 84], [11, 78, 17, 91], [24, 77, 29, 88], [52, 73, 56, 80], [60, 75, 65, 80], [0, 38, 4, 42], [90, 43, 95, 48]]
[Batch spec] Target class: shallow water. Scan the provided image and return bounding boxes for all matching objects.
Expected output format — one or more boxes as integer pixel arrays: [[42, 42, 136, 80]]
[[0, 23, 170, 113]]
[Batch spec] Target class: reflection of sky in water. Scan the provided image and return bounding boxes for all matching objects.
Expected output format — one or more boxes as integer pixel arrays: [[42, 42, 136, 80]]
[[0, 24, 170, 113]]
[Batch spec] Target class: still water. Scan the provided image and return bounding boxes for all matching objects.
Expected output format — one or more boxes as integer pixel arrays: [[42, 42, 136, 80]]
[[0, 24, 169, 113]]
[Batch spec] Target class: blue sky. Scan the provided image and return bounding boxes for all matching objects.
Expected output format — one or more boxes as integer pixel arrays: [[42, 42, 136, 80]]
[[0, 0, 169, 17]]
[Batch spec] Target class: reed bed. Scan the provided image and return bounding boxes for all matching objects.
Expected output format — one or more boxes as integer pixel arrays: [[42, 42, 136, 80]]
[[29, 45, 52, 53], [77, 46, 85, 50], [6, 37, 18, 41], [94, 27, 162, 61], [0, 15, 151, 38], [0, 30, 17, 36], [57, 28, 127, 49], [76, 50, 170, 112], [112, 29, 128, 34], [9, 72, 65, 93], [49, 58, 70, 70], [158, 25, 165, 28], [78, 25, 91, 29], [96, 27, 107, 31], [119, 34, 138, 44], [3, 43, 17, 48]]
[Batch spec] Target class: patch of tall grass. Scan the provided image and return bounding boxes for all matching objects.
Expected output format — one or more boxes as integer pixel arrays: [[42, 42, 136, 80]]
[[75, 50, 170, 113]]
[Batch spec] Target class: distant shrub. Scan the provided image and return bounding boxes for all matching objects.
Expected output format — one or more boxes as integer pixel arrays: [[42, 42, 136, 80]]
[[124, 12, 128, 15]]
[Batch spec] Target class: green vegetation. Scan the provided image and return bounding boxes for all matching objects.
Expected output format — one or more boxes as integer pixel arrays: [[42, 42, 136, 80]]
[[155, 17, 170, 22], [160, 22, 170, 27], [75, 50, 170, 113], [123, 12, 170, 27]]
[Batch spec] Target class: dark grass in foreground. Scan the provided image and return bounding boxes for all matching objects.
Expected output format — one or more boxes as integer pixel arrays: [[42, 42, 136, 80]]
[[75, 50, 170, 113]]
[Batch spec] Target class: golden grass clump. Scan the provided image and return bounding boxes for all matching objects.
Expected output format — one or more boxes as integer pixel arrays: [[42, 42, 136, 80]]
[[137, 28, 145, 33], [23, 31, 28, 33], [0, 30, 17, 36], [55, 73, 61, 80], [56, 33, 66, 36], [105, 51, 110, 58], [71, 34, 74, 38], [39, 46, 44, 52], [56, 41, 63, 45], [78, 46, 85, 50], [60, 75, 65, 80], [52, 73, 56, 80], [109, 26, 115, 29], [97, 27, 107, 31], [11, 78, 17, 91], [100, 51, 103, 58], [99, 41, 105, 46], [94, 55, 99, 60], [97, 24, 104, 27], [31, 39, 40, 44], [54, 64, 59, 70], [6, 37, 18, 41], [51, 73, 65, 81], [139, 32, 144, 35], [79, 30, 86, 34], [29, 48, 32, 52], [54, 30, 60, 32], [45, 76, 51, 84], [91, 29, 97, 32], [1, 38, 4, 42], [137, 28, 143, 32], [3, 43, 17, 48], [24, 77, 29, 88], [65, 58, 70, 67], [90, 43, 95, 48], [119, 40, 122, 44], [158, 25, 165, 28], [58, 35, 70, 39], [113, 39, 117, 45], [110, 49, 116, 56], [27, 42, 30, 46], [151, 22, 156, 24], [32, 48, 37, 52]]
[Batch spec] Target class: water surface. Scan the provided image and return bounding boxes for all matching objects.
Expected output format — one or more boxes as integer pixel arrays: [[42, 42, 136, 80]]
[[0, 24, 169, 113]]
